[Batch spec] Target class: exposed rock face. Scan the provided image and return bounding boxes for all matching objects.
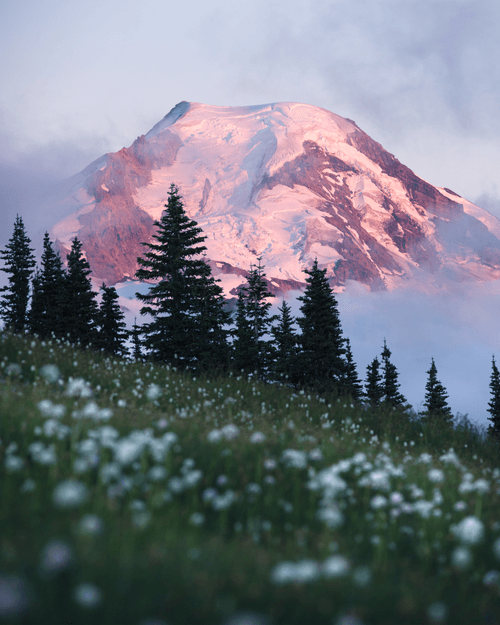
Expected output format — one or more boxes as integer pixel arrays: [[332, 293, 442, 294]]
[[46, 101, 500, 294]]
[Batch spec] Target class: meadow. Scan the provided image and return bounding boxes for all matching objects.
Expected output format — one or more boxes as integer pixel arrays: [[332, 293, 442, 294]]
[[0, 331, 499, 625]]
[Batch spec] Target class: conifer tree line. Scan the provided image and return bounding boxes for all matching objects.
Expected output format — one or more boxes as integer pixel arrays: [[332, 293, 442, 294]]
[[1, 190, 500, 440]]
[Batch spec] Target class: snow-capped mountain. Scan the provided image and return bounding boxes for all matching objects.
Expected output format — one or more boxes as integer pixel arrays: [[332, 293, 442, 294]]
[[45, 101, 500, 295]]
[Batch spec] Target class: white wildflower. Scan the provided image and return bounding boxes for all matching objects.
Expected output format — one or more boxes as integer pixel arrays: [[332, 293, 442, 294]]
[[220, 424, 240, 440], [281, 449, 308, 469], [371, 495, 387, 509], [483, 570, 500, 587], [37, 399, 66, 419], [427, 468, 445, 483], [427, 601, 448, 623], [40, 541, 72, 574], [189, 512, 205, 526], [73, 583, 102, 609], [316, 505, 344, 529], [4, 456, 24, 472], [271, 560, 320, 584], [322, 555, 350, 578], [77, 514, 104, 536], [418, 452, 433, 464], [0, 575, 30, 618], [52, 480, 88, 508], [65, 378, 92, 398], [451, 516, 484, 545], [493, 537, 500, 560], [39, 364, 61, 383], [352, 565, 372, 587], [146, 383, 162, 401], [249, 431, 266, 443], [263, 458, 277, 470], [451, 546, 472, 569]]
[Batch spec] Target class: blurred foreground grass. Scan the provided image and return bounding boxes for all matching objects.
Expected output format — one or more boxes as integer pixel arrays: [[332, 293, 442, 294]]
[[0, 332, 499, 625]]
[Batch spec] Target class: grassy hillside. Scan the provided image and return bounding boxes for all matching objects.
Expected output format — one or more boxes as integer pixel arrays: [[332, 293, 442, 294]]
[[0, 332, 499, 625]]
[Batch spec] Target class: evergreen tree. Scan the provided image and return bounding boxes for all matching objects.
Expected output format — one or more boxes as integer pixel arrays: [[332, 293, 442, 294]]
[[487, 355, 500, 439], [135, 183, 229, 369], [59, 237, 98, 346], [271, 300, 297, 382], [343, 338, 363, 401], [131, 318, 143, 360], [96, 283, 129, 356], [380, 339, 407, 408], [28, 233, 66, 338], [0, 215, 36, 333], [190, 254, 231, 371], [233, 258, 276, 377], [295, 259, 346, 394], [421, 358, 453, 426], [365, 357, 384, 406], [232, 289, 256, 374]]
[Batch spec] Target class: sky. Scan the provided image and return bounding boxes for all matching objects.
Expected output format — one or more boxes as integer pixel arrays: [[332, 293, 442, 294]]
[[1, 0, 500, 428]]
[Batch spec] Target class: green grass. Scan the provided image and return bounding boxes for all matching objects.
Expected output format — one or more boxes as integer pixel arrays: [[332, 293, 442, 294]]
[[0, 332, 499, 625]]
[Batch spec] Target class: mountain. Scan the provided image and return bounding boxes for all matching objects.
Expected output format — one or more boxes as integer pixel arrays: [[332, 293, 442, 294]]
[[44, 101, 500, 295]]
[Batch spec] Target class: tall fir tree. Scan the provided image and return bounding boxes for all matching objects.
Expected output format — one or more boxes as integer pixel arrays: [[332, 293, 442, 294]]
[[380, 339, 408, 408], [28, 233, 66, 338], [96, 283, 129, 356], [232, 289, 256, 374], [295, 259, 346, 394], [487, 355, 500, 439], [232, 258, 276, 377], [131, 318, 143, 360], [135, 183, 229, 368], [59, 237, 98, 346], [365, 357, 384, 406], [0, 215, 36, 333], [271, 300, 297, 382], [343, 338, 363, 401], [421, 358, 453, 426]]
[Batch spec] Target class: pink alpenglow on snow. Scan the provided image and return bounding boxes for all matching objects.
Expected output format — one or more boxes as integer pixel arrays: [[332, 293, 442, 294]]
[[42, 101, 500, 296]]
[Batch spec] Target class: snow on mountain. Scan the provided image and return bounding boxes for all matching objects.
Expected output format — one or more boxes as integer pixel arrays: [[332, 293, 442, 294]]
[[43, 101, 500, 296]]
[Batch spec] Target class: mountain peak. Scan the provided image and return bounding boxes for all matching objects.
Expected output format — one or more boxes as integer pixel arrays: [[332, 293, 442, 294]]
[[42, 101, 500, 294]]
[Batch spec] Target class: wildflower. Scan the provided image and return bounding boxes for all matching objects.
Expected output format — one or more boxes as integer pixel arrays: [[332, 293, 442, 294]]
[[309, 448, 324, 462], [358, 469, 391, 491], [39, 364, 61, 383], [352, 566, 372, 587], [37, 399, 66, 418], [281, 449, 307, 469], [418, 452, 433, 464], [148, 466, 167, 482], [427, 602, 448, 623], [317, 505, 344, 529], [322, 555, 351, 578], [189, 512, 205, 526], [73, 583, 102, 609], [20, 479, 36, 493], [246, 483, 262, 495], [413, 500, 434, 519], [65, 378, 92, 398], [389, 492, 404, 505], [216, 475, 229, 486], [271, 560, 320, 584], [202, 488, 218, 502], [427, 468, 445, 483], [483, 570, 500, 588], [371, 495, 387, 509], [132, 511, 151, 529], [263, 458, 277, 470], [264, 476, 276, 485], [212, 490, 237, 510], [451, 516, 484, 545], [52, 480, 88, 508], [4, 456, 24, 472], [451, 546, 472, 569], [77, 514, 104, 536], [146, 383, 162, 401], [0, 575, 31, 618], [207, 429, 223, 443], [40, 541, 73, 574], [220, 424, 240, 440], [250, 431, 266, 443]]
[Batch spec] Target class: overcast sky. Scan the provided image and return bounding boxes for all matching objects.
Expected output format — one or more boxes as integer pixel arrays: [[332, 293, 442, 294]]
[[1, 0, 500, 428]]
